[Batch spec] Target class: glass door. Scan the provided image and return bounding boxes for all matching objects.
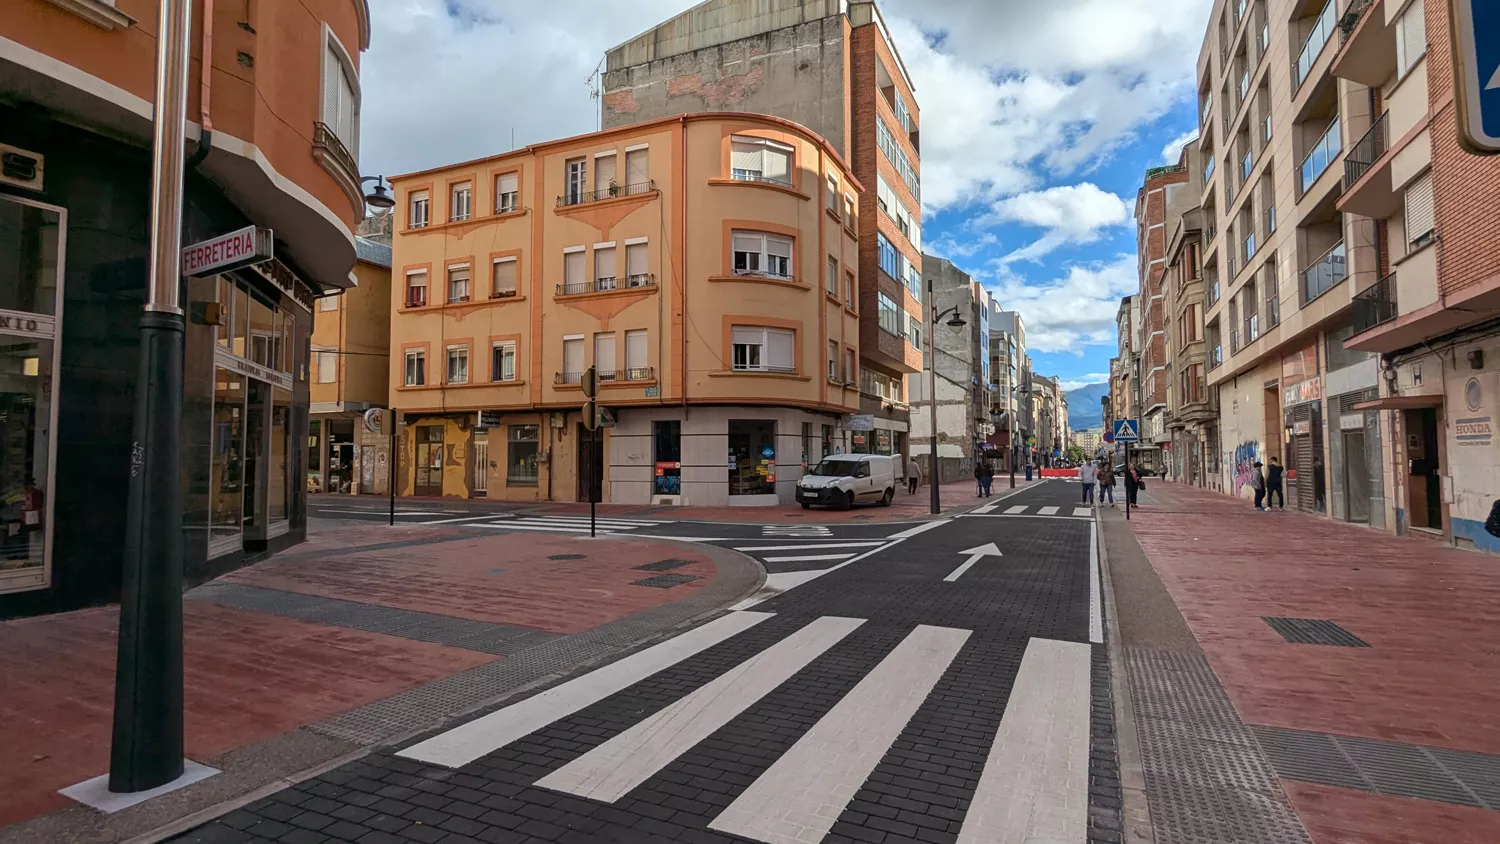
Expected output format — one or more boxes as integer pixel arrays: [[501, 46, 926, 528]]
[[242, 379, 269, 535], [209, 369, 246, 557], [269, 387, 291, 534]]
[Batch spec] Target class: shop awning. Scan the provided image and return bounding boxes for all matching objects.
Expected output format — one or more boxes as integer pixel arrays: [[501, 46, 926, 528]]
[[1351, 394, 1444, 411]]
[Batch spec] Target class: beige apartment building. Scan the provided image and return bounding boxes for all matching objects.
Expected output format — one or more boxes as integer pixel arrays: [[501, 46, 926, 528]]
[[1135, 164, 1194, 472], [602, 0, 926, 458], [387, 113, 864, 505], [1161, 143, 1219, 490], [1195, 0, 1499, 551]]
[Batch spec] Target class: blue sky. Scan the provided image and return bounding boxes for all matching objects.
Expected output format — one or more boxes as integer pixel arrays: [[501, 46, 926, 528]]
[[360, 0, 1214, 392]]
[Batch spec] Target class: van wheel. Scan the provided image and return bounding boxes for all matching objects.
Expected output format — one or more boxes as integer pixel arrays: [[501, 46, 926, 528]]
[[839, 491, 854, 511], [880, 488, 893, 506], [800, 502, 811, 509]]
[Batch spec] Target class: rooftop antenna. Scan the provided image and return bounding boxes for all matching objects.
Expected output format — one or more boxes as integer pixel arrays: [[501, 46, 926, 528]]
[[588, 55, 606, 131]]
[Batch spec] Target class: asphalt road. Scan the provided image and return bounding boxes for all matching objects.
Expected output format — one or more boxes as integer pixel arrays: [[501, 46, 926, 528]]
[[179, 479, 1122, 844]]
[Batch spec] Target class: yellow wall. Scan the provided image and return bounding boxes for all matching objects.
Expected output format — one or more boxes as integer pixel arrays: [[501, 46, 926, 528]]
[[311, 258, 391, 408]]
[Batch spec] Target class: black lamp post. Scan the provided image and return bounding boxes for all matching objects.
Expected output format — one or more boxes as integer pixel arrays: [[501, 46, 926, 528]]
[[925, 277, 968, 514], [361, 175, 396, 210]]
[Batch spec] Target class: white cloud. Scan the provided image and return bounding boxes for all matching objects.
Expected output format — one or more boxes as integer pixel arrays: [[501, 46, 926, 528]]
[[926, 231, 999, 260], [977, 183, 1131, 264], [983, 255, 1137, 354], [1160, 129, 1199, 164], [1059, 374, 1111, 391]]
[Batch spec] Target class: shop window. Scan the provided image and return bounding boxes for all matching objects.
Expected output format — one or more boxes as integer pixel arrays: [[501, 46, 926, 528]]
[[507, 424, 539, 486], [654, 420, 681, 495], [729, 420, 776, 496]]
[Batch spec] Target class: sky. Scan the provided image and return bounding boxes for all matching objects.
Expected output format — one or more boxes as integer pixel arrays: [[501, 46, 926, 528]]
[[357, 0, 1215, 393]]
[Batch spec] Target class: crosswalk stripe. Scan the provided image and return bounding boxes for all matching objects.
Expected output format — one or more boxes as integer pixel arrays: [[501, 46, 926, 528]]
[[973, 502, 999, 514], [956, 637, 1090, 844], [470, 523, 593, 533], [1005, 505, 1028, 514], [709, 625, 971, 844], [885, 519, 948, 539], [1038, 506, 1059, 515], [515, 517, 662, 527], [536, 616, 865, 802], [398, 611, 774, 768], [1073, 507, 1093, 517], [761, 553, 854, 563], [731, 541, 886, 552]]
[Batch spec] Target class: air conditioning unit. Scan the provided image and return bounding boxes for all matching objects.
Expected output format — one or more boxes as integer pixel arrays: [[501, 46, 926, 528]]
[[0, 144, 44, 192]]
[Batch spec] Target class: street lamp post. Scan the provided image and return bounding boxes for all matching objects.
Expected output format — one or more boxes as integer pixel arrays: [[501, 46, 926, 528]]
[[925, 277, 967, 515]]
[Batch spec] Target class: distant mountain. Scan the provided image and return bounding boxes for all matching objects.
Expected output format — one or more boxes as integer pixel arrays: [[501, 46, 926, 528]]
[[1065, 382, 1108, 429]]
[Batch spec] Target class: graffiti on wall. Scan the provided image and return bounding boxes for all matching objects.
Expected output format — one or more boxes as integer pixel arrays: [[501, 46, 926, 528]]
[[1231, 441, 1259, 496]]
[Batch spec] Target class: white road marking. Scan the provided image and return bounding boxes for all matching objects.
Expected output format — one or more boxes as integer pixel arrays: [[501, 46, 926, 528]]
[[1005, 505, 1028, 515], [418, 514, 515, 525], [1038, 506, 1060, 515], [885, 520, 948, 540], [728, 540, 899, 610], [1073, 507, 1093, 517], [762, 553, 855, 564], [1089, 519, 1103, 644], [974, 502, 1000, 514], [398, 611, 774, 768], [536, 616, 865, 802], [316, 509, 454, 516], [943, 543, 1003, 582], [470, 523, 594, 533], [731, 541, 886, 552], [514, 517, 663, 527], [955, 638, 1091, 844]]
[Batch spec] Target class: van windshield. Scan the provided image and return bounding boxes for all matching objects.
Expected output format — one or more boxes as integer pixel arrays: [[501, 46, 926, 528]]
[[808, 458, 860, 477]]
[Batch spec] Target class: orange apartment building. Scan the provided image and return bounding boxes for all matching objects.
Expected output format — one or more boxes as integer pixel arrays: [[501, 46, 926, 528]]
[[602, 0, 926, 458], [387, 113, 864, 505], [1, 0, 370, 616], [1134, 163, 1194, 473]]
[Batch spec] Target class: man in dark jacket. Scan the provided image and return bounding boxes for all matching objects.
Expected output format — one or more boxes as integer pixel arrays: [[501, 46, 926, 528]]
[[1266, 456, 1285, 510]]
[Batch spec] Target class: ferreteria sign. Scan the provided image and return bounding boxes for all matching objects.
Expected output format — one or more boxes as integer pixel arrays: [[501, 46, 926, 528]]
[[181, 226, 273, 277]]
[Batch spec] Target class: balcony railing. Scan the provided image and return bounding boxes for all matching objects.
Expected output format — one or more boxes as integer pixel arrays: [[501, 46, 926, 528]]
[[1299, 117, 1342, 193], [1209, 343, 1224, 369], [1245, 313, 1259, 344], [1352, 273, 1398, 334], [555, 367, 656, 385], [1338, 0, 1374, 43], [1293, 0, 1338, 91], [1343, 112, 1389, 190], [730, 171, 793, 188], [1203, 156, 1217, 185], [1231, 328, 1242, 353], [1301, 239, 1347, 303], [556, 274, 657, 296], [557, 179, 655, 208], [1206, 278, 1221, 306], [1265, 292, 1281, 328]]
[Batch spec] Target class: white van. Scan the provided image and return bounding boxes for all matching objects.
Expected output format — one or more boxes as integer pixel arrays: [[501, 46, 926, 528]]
[[796, 454, 897, 510]]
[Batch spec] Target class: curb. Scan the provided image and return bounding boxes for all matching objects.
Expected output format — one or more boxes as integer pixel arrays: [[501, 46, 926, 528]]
[[1094, 505, 1157, 844]]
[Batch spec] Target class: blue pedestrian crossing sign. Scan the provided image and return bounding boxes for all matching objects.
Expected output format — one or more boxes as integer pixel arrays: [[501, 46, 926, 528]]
[[1452, 0, 1500, 153], [1112, 419, 1140, 443]]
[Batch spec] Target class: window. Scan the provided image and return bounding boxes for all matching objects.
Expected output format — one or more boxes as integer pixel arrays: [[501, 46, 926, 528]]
[[625, 329, 649, 379], [731, 231, 792, 278], [448, 264, 470, 303], [314, 348, 337, 383], [827, 256, 839, 295], [595, 153, 617, 193], [321, 39, 358, 155], [730, 136, 792, 185], [404, 349, 425, 386], [594, 332, 617, 381], [846, 349, 856, 383], [450, 182, 471, 222], [405, 270, 428, 308], [625, 241, 649, 286], [492, 257, 517, 298], [877, 232, 901, 281], [828, 340, 839, 380], [563, 248, 586, 293], [565, 157, 587, 204], [562, 336, 584, 382], [1404, 171, 1435, 248], [625, 147, 649, 186], [446, 345, 469, 384], [409, 190, 429, 229], [845, 196, 856, 228], [875, 118, 920, 199], [318, 294, 338, 312], [492, 342, 516, 382], [1395, 0, 1427, 78], [507, 424, 539, 486], [595, 244, 617, 290], [827, 174, 840, 213], [1184, 303, 1200, 342], [731, 326, 795, 372], [908, 315, 922, 351], [495, 172, 518, 213], [877, 292, 902, 335], [845, 271, 855, 310]]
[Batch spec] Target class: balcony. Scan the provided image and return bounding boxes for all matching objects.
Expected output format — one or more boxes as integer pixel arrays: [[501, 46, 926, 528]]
[[555, 367, 656, 385], [1299, 117, 1342, 194], [1301, 239, 1347, 303], [1352, 273, 1398, 334], [1332, 0, 1395, 86], [1343, 112, 1388, 188], [1230, 328, 1242, 354], [557, 179, 655, 208], [1244, 313, 1259, 344], [1209, 343, 1224, 369], [1339, 113, 1400, 217], [1293, 0, 1339, 92], [556, 274, 657, 296], [1265, 292, 1281, 328]]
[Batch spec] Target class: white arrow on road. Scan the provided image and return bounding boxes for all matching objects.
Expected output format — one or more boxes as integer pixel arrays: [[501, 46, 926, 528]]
[[944, 542, 1003, 582]]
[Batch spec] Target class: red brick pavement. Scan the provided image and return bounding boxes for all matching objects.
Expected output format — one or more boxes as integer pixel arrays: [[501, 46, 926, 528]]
[[1127, 481, 1500, 842]]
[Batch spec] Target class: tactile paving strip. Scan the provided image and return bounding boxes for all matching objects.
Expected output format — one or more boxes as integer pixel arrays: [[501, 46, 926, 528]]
[[1261, 616, 1370, 647], [1125, 648, 1314, 844]]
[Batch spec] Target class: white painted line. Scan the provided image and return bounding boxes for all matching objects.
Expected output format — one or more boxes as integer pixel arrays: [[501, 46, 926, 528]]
[[537, 616, 865, 802], [710, 625, 971, 844], [973, 502, 1000, 514], [728, 540, 899, 610], [1073, 507, 1093, 517], [960, 514, 1092, 521], [1038, 506, 1060, 515], [1089, 519, 1103, 644], [731, 541, 886, 552], [955, 638, 1091, 844], [762, 553, 855, 564], [516, 517, 662, 527], [317, 509, 446, 516], [629, 534, 733, 543], [1005, 505, 1028, 515], [418, 514, 516, 525], [943, 544, 1001, 583], [885, 519, 948, 540], [469, 523, 595, 533], [399, 611, 774, 768]]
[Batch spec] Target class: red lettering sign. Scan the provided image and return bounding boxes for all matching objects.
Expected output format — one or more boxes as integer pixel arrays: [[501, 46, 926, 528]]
[[181, 226, 271, 276]]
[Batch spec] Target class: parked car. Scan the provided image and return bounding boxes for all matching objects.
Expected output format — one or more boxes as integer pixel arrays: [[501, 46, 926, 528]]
[[797, 454, 897, 510]]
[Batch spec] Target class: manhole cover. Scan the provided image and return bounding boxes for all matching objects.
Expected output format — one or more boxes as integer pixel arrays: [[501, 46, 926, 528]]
[[1262, 616, 1369, 647], [547, 554, 586, 561], [633, 559, 691, 572]]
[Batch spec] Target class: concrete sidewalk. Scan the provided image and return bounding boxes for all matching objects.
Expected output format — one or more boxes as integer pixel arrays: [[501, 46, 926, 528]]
[[0, 523, 760, 843], [1114, 481, 1500, 844]]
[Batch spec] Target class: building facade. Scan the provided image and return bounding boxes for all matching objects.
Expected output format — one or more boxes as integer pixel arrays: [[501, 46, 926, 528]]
[[1163, 168, 1220, 490], [909, 255, 990, 482], [1135, 164, 1193, 471], [603, 0, 925, 459], [1074, 428, 1104, 457], [1111, 295, 1143, 458], [309, 236, 391, 496], [988, 309, 1031, 469], [0, 0, 369, 617], [387, 113, 863, 506]]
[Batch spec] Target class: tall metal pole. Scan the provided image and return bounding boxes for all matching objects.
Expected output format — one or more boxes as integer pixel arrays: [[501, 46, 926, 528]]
[[388, 417, 397, 527], [927, 278, 940, 514], [111, 0, 193, 794]]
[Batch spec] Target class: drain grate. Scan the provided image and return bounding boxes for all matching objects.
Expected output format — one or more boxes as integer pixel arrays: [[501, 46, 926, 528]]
[[632, 558, 692, 572], [630, 573, 701, 589], [547, 553, 586, 561], [1262, 616, 1370, 647]]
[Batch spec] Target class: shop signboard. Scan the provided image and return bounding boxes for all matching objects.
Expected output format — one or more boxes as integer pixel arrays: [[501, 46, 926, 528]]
[[845, 414, 875, 431], [1283, 377, 1322, 408], [182, 226, 273, 277]]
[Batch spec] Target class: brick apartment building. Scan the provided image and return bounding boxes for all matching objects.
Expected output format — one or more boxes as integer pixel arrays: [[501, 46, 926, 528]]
[[602, 0, 925, 460], [1134, 164, 1194, 471]]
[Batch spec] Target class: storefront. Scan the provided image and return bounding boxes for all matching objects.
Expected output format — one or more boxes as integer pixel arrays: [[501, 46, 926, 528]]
[[1281, 344, 1325, 514]]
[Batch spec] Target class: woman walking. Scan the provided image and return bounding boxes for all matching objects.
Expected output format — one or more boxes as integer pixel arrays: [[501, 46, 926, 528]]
[[1097, 460, 1116, 506]]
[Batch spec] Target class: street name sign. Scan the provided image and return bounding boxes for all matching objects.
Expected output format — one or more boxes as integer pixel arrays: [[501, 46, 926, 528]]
[[182, 226, 273, 277], [1113, 419, 1140, 442], [1450, 0, 1500, 153]]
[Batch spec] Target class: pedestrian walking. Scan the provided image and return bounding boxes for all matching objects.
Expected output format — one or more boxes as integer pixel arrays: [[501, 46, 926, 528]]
[[1097, 460, 1115, 506], [979, 462, 994, 497], [1251, 461, 1266, 510], [906, 455, 921, 495], [1266, 456, 1285, 510], [1079, 459, 1097, 504], [974, 462, 984, 497], [1125, 462, 1143, 507]]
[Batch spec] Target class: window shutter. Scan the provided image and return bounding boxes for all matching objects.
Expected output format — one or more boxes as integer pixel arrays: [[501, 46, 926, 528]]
[[828, 340, 838, 377], [731, 326, 759, 347], [595, 154, 617, 188], [766, 235, 792, 260], [563, 338, 584, 374], [493, 259, 516, 295], [626, 330, 648, 370], [732, 232, 760, 254], [763, 145, 791, 183], [730, 141, 762, 173], [564, 251, 585, 285], [595, 246, 615, 281], [626, 243, 648, 277], [595, 333, 616, 373], [323, 46, 341, 126], [407, 271, 427, 289], [1404, 171, 1435, 244], [1396, 0, 1426, 76], [626, 149, 649, 184], [497, 173, 518, 195], [768, 328, 795, 371], [339, 67, 357, 151]]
